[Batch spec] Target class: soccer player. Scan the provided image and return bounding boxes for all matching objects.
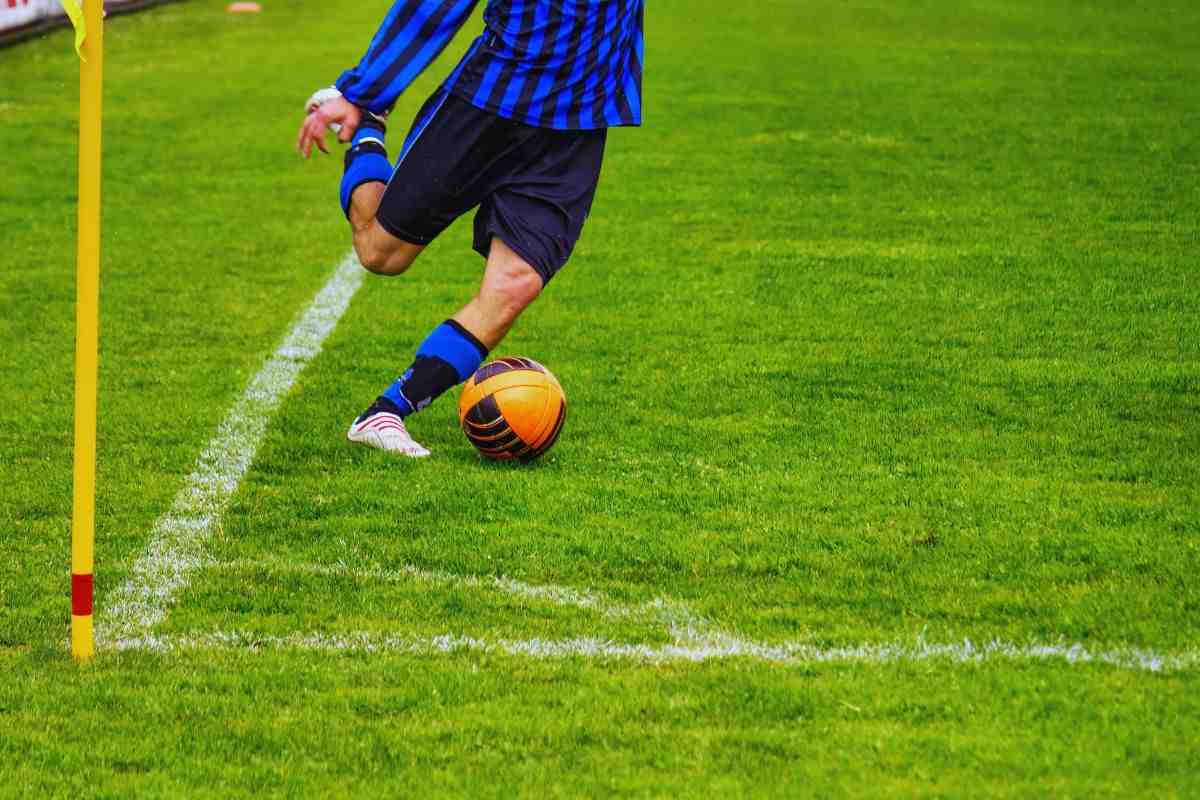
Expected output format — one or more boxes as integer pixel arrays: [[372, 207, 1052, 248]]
[[297, 1, 644, 457]]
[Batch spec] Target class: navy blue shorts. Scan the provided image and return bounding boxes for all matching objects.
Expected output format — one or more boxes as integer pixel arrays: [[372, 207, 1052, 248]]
[[376, 90, 607, 284]]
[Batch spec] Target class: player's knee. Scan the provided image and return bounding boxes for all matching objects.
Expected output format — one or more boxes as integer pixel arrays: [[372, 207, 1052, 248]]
[[355, 239, 393, 274], [487, 265, 543, 320], [356, 236, 416, 276]]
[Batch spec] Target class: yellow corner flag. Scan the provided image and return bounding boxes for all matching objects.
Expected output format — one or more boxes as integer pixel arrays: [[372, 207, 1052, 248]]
[[60, 0, 87, 58], [71, 0, 104, 662]]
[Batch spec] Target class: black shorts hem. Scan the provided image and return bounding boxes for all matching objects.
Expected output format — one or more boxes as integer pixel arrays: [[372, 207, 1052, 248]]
[[374, 212, 439, 247], [472, 227, 556, 286]]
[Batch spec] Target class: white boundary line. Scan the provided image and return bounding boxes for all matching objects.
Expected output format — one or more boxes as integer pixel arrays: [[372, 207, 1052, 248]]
[[97, 254, 365, 646], [110, 558, 1199, 673], [113, 628, 1200, 673]]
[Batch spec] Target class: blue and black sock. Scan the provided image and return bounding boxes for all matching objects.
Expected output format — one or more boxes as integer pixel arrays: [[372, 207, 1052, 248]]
[[340, 115, 392, 218], [361, 320, 489, 421]]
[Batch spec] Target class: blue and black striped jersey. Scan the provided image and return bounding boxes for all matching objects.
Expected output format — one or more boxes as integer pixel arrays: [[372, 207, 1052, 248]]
[[335, 0, 643, 130]]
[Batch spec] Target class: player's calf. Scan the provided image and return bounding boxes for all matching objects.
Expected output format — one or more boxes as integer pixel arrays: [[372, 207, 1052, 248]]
[[454, 238, 545, 349]]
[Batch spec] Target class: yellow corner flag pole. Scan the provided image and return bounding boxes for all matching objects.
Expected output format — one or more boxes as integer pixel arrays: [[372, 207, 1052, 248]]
[[70, 0, 103, 662]]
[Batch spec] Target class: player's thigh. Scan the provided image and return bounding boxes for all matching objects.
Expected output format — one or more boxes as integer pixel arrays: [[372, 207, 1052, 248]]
[[471, 128, 607, 286], [376, 91, 512, 248]]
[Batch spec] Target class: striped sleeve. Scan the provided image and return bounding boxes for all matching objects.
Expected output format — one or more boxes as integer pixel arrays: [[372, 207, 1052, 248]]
[[335, 0, 481, 114]]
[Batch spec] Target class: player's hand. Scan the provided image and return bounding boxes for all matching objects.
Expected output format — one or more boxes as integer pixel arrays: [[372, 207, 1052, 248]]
[[296, 95, 362, 158]]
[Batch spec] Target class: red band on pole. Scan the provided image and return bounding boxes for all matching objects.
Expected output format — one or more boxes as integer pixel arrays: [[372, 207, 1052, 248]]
[[72, 573, 94, 616]]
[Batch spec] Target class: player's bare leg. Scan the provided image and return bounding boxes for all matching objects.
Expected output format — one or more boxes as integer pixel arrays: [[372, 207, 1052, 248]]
[[453, 237, 544, 349]]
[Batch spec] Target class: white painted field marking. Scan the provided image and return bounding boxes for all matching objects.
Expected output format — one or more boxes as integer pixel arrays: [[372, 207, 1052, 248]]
[[210, 557, 710, 636], [112, 628, 1200, 673], [110, 558, 1200, 673], [97, 255, 365, 646]]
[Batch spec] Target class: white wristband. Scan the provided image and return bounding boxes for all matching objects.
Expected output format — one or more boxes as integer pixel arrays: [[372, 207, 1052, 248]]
[[304, 86, 345, 134]]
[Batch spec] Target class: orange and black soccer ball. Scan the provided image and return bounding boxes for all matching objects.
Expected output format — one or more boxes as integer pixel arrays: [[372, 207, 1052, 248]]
[[458, 357, 566, 461]]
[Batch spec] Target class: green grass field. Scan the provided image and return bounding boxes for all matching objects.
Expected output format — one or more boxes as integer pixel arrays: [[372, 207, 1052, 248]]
[[2, 0, 1199, 795]]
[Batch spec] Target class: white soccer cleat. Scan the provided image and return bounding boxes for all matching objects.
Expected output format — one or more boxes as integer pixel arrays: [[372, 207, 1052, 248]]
[[347, 411, 431, 458]]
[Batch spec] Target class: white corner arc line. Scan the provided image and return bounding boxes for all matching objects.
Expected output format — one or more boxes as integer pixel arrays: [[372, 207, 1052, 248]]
[[97, 254, 365, 646], [209, 557, 705, 631]]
